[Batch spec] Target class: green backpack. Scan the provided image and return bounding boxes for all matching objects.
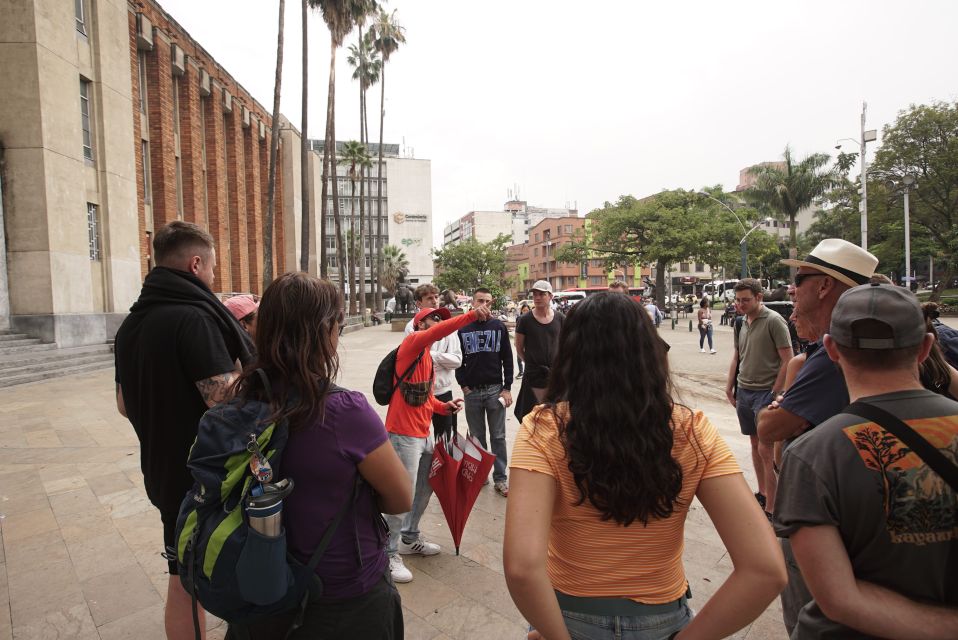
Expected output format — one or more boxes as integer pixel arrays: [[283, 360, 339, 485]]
[[174, 373, 352, 637]]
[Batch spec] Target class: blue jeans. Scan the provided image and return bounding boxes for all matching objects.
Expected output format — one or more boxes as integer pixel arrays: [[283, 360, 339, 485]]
[[464, 384, 508, 483], [698, 324, 713, 349], [384, 433, 435, 555], [532, 604, 692, 640]]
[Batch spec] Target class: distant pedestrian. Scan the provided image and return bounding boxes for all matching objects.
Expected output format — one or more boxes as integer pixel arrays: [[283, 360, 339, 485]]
[[504, 292, 786, 640], [516, 303, 530, 379], [775, 283, 958, 638], [644, 299, 663, 327], [514, 281, 564, 423], [697, 297, 715, 354], [725, 278, 794, 520], [608, 280, 629, 294], [224, 294, 259, 339], [114, 221, 252, 638], [457, 288, 514, 497]]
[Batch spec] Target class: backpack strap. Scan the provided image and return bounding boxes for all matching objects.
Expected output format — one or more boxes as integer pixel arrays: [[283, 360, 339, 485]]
[[284, 474, 362, 639], [390, 349, 426, 399], [844, 401, 958, 493]]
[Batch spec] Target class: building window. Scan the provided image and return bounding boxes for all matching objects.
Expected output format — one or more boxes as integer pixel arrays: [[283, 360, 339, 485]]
[[564, 224, 573, 235], [325, 236, 336, 249], [172, 76, 181, 135], [695, 263, 705, 272], [327, 256, 338, 267], [175, 156, 185, 218], [533, 247, 538, 257], [680, 262, 690, 272], [535, 233, 540, 243], [87, 203, 100, 260], [80, 79, 94, 161], [75, 0, 87, 35], [137, 52, 148, 115], [141, 141, 152, 204]]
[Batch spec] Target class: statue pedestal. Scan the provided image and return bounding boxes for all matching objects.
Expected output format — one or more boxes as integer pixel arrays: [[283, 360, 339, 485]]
[[391, 313, 414, 332]]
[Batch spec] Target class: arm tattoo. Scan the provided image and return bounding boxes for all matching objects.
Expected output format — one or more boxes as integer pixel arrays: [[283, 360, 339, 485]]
[[195, 372, 236, 408]]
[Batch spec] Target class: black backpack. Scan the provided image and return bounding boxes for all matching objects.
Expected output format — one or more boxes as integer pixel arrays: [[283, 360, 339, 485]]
[[372, 347, 425, 405]]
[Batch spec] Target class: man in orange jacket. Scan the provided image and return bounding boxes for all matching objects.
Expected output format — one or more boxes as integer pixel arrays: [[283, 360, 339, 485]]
[[385, 304, 490, 583]]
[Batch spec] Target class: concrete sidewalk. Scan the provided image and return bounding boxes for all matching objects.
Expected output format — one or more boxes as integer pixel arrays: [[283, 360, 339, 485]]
[[0, 324, 784, 639]]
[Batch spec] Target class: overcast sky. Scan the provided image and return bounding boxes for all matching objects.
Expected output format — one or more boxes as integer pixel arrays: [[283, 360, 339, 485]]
[[156, 0, 958, 245]]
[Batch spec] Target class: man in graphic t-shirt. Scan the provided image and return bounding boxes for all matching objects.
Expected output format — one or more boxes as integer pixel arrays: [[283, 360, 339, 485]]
[[514, 280, 564, 423], [757, 238, 878, 635], [775, 283, 958, 638]]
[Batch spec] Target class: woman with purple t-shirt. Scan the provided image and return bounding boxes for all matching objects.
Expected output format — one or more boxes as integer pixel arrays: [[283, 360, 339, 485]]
[[230, 273, 412, 639]]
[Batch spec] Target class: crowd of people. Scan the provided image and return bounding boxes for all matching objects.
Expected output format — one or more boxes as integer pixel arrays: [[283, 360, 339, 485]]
[[113, 221, 957, 639]]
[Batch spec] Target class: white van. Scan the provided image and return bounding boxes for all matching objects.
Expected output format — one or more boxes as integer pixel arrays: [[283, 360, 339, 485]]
[[552, 291, 586, 305]]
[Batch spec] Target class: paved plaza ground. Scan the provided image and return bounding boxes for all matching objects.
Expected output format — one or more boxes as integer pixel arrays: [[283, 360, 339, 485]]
[[1, 318, 803, 639]]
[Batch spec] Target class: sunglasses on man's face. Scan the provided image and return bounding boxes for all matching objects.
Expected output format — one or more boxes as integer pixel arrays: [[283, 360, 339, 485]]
[[794, 273, 827, 288]]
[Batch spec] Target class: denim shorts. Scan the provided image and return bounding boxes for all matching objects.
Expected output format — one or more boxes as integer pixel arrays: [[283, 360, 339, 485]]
[[532, 603, 692, 640], [735, 388, 773, 436]]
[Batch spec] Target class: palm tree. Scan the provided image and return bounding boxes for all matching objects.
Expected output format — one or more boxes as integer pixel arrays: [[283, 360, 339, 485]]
[[338, 140, 370, 314], [264, 0, 285, 288], [316, 0, 363, 290], [380, 244, 409, 296], [301, 0, 311, 273], [369, 8, 405, 311], [347, 36, 380, 315], [746, 146, 836, 256]]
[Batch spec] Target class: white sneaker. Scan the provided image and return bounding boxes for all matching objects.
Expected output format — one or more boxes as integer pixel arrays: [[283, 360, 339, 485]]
[[699, 348, 706, 353], [710, 349, 716, 354], [389, 554, 413, 583], [398, 536, 441, 556]]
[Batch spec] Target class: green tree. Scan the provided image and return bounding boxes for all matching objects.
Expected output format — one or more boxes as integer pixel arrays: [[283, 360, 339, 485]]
[[869, 102, 958, 299], [556, 191, 710, 307], [380, 244, 409, 296], [338, 140, 372, 314], [369, 8, 405, 311], [263, 0, 285, 288], [433, 234, 512, 300], [745, 147, 836, 255]]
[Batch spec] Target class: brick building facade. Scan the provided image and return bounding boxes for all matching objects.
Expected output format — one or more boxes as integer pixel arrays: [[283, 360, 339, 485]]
[[130, 1, 285, 294]]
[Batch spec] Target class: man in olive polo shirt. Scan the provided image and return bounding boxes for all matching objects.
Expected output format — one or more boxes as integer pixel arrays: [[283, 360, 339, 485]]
[[725, 278, 793, 518]]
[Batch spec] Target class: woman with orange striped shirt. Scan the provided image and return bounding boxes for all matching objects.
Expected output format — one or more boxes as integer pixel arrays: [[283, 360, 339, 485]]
[[503, 292, 786, 640]]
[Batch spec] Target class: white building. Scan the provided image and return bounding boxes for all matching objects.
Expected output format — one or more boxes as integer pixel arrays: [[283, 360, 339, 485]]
[[308, 140, 434, 291], [443, 200, 578, 248]]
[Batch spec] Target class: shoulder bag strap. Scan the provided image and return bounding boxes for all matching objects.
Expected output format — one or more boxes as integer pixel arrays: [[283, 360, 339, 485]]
[[844, 401, 958, 493], [302, 473, 362, 573], [391, 349, 426, 398]]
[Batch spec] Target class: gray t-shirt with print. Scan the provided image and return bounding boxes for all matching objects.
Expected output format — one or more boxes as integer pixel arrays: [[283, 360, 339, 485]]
[[774, 389, 958, 639]]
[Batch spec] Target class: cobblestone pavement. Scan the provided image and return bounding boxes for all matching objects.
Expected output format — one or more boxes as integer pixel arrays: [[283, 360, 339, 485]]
[[0, 320, 790, 639]]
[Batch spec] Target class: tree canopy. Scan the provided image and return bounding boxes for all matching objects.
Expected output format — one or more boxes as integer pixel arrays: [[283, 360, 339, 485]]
[[869, 101, 958, 297], [433, 234, 512, 300]]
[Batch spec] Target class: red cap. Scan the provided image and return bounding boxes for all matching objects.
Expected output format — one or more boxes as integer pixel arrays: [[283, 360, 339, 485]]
[[414, 306, 451, 325]]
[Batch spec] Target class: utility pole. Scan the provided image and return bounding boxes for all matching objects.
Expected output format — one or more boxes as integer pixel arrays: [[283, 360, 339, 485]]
[[859, 102, 877, 251]]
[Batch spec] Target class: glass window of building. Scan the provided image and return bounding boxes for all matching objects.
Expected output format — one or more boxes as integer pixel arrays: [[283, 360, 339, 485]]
[[87, 203, 100, 260], [141, 141, 152, 204], [137, 52, 148, 115], [80, 79, 94, 161], [75, 0, 86, 34]]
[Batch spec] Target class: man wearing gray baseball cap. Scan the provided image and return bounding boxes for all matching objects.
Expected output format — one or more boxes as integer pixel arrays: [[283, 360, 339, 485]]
[[774, 283, 958, 639]]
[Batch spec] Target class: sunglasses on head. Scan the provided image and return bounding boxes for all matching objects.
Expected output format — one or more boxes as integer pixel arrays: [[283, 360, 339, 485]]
[[794, 273, 827, 287]]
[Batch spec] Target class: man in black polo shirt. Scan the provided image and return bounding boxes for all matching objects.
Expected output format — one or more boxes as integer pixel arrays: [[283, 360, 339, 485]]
[[115, 221, 252, 639], [457, 288, 514, 496]]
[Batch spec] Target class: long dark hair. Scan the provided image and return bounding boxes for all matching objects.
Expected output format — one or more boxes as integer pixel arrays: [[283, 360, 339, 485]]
[[233, 273, 343, 430], [920, 302, 951, 393], [543, 292, 684, 526]]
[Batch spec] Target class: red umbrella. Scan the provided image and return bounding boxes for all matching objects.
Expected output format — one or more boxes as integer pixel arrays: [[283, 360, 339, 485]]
[[428, 431, 495, 555]]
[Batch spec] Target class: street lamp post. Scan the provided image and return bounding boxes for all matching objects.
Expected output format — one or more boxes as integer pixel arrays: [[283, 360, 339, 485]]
[[885, 175, 917, 287], [697, 192, 749, 279], [836, 102, 878, 250]]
